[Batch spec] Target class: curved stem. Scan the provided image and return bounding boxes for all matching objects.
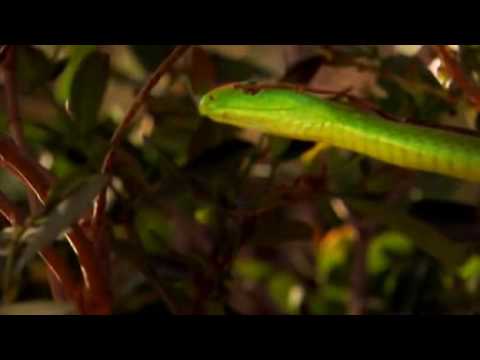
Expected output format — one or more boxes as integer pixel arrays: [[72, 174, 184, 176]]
[[93, 46, 191, 230], [3, 46, 42, 215], [0, 136, 111, 314], [90, 46, 191, 301]]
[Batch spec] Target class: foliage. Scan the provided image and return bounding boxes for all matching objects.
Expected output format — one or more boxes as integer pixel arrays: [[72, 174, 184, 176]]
[[1, 45, 480, 315]]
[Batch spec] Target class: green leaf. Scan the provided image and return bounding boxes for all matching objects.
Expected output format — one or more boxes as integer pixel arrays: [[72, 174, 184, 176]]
[[233, 259, 273, 282], [268, 273, 303, 314], [247, 209, 314, 245], [15, 46, 55, 93], [459, 255, 480, 280], [54, 45, 97, 103], [130, 45, 176, 72], [16, 175, 108, 274], [69, 52, 110, 135], [368, 231, 413, 274], [211, 54, 271, 82], [135, 207, 174, 255]]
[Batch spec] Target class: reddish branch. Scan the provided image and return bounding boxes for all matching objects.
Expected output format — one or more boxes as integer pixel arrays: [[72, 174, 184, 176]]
[[105, 45, 191, 168], [3, 46, 42, 216], [2, 46, 81, 305], [3, 47, 27, 149], [93, 46, 191, 228], [0, 136, 111, 313], [433, 45, 480, 112], [0, 187, 81, 306], [1, 45, 111, 314]]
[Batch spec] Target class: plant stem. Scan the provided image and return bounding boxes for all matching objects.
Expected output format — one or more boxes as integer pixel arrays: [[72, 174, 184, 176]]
[[94, 46, 191, 222], [91, 45, 191, 301], [2, 46, 43, 215], [1, 46, 80, 303], [0, 189, 81, 306], [0, 136, 111, 313]]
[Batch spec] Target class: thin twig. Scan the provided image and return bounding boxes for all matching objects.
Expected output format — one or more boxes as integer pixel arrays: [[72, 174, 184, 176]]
[[86, 45, 191, 313], [433, 45, 480, 112], [92, 45, 191, 246], [350, 228, 369, 315], [104, 45, 192, 173]]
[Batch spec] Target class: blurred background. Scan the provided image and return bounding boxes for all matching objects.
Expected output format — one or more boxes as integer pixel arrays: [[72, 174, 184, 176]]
[[1, 45, 480, 315]]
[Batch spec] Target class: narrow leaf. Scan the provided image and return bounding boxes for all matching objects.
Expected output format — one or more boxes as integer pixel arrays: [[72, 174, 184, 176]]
[[16, 175, 108, 273], [69, 51, 110, 134], [54, 45, 97, 103]]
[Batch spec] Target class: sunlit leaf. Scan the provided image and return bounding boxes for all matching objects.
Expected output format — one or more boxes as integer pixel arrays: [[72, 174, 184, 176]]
[[268, 273, 303, 314], [368, 231, 413, 274]]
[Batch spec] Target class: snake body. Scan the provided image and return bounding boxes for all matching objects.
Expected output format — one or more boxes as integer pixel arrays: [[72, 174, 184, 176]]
[[199, 84, 480, 183]]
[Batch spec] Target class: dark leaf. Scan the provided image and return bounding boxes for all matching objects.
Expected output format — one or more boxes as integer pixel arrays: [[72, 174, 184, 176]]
[[210, 54, 271, 83], [378, 55, 451, 124], [282, 56, 324, 83], [69, 51, 110, 134], [247, 208, 314, 245], [460, 45, 480, 86], [189, 47, 217, 95], [134, 207, 174, 255], [15, 46, 56, 93], [130, 45, 177, 72]]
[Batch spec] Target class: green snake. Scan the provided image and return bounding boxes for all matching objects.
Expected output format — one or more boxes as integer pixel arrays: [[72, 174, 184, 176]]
[[199, 83, 480, 183]]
